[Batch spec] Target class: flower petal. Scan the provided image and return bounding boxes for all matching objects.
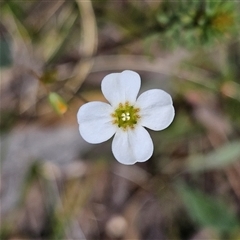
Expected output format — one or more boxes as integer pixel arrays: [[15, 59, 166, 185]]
[[136, 89, 175, 131], [77, 101, 116, 144], [112, 126, 153, 165], [101, 70, 141, 107]]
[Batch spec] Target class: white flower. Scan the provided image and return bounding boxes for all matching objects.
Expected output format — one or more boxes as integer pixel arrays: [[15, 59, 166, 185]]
[[77, 70, 175, 165]]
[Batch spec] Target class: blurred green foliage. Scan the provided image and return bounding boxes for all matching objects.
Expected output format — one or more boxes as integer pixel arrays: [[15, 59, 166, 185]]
[[0, 36, 12, 67], [156, 0, 238, 48], [178, 184, 239, 236], [94, 0, 239, 50], [186, 141, 240, 172]]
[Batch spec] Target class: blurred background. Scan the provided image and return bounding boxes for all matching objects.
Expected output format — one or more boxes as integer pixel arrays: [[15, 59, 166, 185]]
[[1, 0, 240, 239]]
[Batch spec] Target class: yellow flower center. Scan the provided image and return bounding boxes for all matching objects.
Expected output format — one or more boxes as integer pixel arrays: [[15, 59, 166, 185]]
[[111, 102, 140, 130]]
